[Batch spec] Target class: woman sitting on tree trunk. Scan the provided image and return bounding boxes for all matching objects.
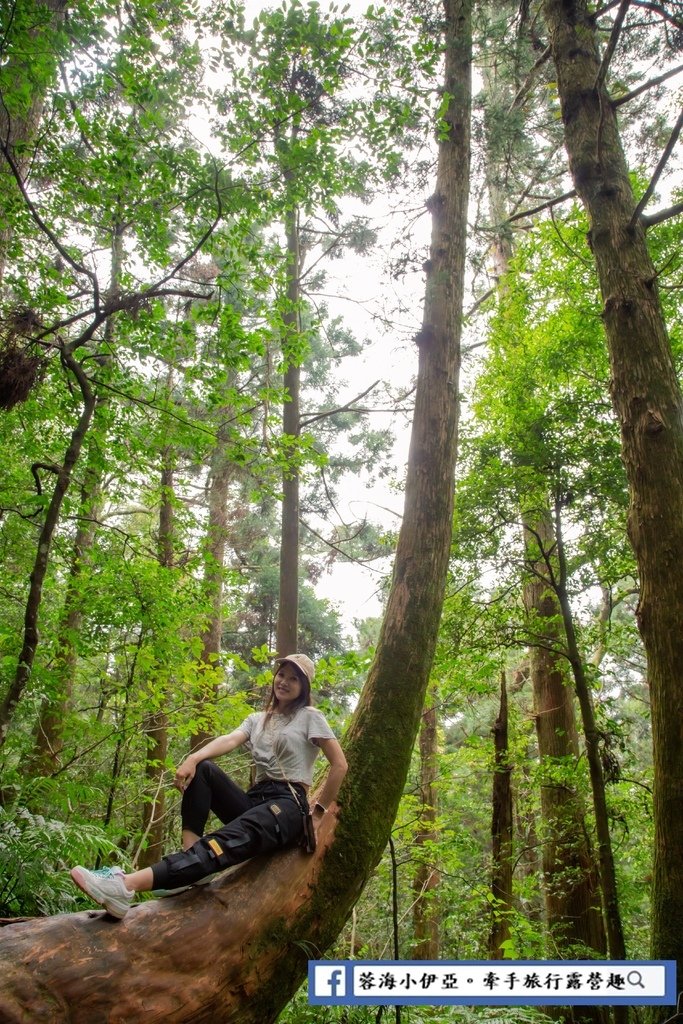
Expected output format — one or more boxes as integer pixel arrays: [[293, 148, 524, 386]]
[[70, 654, 348, 919]]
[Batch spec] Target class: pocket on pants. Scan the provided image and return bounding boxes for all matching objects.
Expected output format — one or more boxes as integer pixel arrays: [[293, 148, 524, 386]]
[[267, 800, 302, 847], [204, 835, 233, 867]]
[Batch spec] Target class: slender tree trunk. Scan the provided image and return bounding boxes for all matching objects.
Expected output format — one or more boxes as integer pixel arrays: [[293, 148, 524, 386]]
[[138, 453, 173, 867], [0, 4, 470, 1019], [542, 0, 683, 992], [30, 464, 103, 771], [412, 695, 440, 958], [524, 510, 607, 964], [489, 671, 514, 958], [0, 354, 96, 746], [101, 639, 142, 840], [516, 735, 545, 926], [277, 205, 302, 656], [553, 500, 627, 966], [191, 423, 232, 752]]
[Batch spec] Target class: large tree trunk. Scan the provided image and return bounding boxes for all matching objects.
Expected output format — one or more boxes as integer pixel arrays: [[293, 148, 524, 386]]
[[542, 0, 683, 994], [524, 511, 607, 962], [0, 1, 470, 1018]]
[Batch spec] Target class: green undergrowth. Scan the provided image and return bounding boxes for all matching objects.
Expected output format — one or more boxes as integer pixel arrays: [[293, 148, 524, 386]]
[[277, 983, 565, 1024]]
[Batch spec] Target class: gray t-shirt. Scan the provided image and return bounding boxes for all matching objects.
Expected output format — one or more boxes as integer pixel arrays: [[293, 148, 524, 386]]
[[239, 706, 336, 786]]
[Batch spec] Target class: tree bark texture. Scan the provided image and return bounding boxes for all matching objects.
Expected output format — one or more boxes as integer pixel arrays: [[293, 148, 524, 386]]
[[412, 698, 441, 959], [0, 817, 338, 1024], [489, 672, 513, 958], [542, 0, 683, 989], [0, 2, 470, 1018], [277, 205, 301, 657], [524, 511, 607, 961]]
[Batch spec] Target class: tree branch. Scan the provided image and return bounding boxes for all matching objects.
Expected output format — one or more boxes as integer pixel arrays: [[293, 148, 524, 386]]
[[465, 288, 495, 319], [642, 199, 683, 228], [0, 135, 100, 304], [299, 380, 381, 427], [631, 105, 683, 227], [630, 0, 683, 30], [613, 62, 683, 107], [508, 46, 552, 113], [504, 189, 577, 225], [595, 0, 632, 91], [300, 516, 387, 570]]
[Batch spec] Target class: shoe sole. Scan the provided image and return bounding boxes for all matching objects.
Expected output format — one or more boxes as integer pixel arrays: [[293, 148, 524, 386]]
[[70, 867, 128, 919]]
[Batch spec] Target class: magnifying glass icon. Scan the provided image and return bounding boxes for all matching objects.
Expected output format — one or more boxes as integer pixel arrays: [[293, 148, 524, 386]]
[[627, 971, 646, 989]]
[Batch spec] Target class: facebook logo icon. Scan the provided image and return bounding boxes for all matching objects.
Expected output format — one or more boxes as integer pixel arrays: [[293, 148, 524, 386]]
[[312, 964, 347, 999]]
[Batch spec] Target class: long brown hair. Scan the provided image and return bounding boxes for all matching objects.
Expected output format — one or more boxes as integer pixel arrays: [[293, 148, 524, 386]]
[[264, 661, 312, 716]]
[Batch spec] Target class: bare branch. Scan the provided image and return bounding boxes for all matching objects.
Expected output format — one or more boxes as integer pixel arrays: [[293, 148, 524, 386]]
[[464, 288, 495, 319], [505, 189, 577, 225], [613, 62, 683, 107], [630, 0, 683, 30], [300, 380, 381, 427], [30, 462, 60, 495], [300, 516, 387, 570], [596, 0, 632, 90], [631, 106, 683, 227], [508, 46, 552, 113], [642, 199, 683, 228]]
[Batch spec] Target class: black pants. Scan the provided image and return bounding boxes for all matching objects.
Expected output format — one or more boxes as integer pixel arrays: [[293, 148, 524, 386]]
[[151, 760, 307, 890]]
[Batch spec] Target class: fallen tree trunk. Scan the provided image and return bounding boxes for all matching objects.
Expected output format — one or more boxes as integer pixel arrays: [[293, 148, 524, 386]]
[[0, 814, 340, 1024], [0, 1, 471, 1018]]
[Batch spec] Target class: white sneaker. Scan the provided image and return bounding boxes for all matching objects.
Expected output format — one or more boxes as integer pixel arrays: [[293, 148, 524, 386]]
[[70, 866, 135, 919]]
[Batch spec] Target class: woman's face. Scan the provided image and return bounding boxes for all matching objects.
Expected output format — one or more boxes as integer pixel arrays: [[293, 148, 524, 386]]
[[273, 663, 304, 708]]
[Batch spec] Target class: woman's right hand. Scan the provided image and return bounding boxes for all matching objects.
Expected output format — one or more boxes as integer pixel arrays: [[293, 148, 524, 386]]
[[174, 757, 196, 793]]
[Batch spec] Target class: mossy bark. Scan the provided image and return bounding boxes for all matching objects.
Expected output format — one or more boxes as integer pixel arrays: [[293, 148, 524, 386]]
[[542, 0, 683, 1000]]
